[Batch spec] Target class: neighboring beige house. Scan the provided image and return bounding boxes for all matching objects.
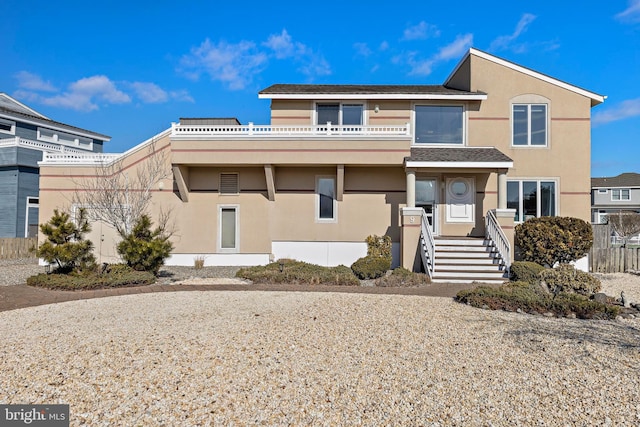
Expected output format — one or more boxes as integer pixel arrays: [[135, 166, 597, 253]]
[[38, 48, 604, 283]]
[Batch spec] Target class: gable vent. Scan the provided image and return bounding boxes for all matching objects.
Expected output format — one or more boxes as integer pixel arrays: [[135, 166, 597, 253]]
[[220, 173, 239, 194]]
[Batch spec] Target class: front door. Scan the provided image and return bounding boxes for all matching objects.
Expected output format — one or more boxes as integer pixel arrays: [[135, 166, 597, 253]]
[[416, 178, 438, 235], [446, 177, 475, 223]]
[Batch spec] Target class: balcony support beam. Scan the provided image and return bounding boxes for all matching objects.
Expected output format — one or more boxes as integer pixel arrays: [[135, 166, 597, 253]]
[[172, 165, 189, 203], [264, 164, 276, 201], [337, 164, 344, 201]]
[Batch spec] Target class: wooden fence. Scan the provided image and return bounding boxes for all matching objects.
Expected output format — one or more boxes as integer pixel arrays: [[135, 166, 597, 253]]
[[0, 238, 37, 259], [590, 223, 640, 273]]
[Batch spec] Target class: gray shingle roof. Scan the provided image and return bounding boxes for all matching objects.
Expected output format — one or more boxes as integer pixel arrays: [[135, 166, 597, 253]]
[[406, 147, 512, 163], [259, 84, 484, 96], [591, 173, 640, 188]]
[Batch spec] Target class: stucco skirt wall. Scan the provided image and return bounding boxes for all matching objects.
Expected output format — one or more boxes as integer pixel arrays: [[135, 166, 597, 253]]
[[272, 241, 400, 268]]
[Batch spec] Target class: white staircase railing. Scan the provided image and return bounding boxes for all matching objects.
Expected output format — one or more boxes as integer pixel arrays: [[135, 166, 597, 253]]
[[485, 209, 511, 273], [420, 211, 435, 278]]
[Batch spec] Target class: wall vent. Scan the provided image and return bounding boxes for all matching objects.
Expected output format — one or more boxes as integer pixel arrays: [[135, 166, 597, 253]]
[[220, 173, 239, 194]]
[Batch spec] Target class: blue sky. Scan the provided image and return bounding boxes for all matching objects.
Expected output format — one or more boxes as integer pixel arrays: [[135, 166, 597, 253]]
[[2, 1, 639, 177]]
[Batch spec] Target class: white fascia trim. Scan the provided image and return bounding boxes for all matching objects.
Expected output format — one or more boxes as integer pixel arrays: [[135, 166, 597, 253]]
[[446, 49, 605, 104], [406, 161, 514, 169], [259, 93, 487, 101], [0, 111, 111, 141]]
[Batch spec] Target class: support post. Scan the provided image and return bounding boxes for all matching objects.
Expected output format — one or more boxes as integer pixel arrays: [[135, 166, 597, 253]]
[[406, 169, 416, 208]]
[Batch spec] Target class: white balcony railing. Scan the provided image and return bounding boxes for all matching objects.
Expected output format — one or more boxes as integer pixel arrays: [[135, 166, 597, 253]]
[[171, 122, 411, 138], [41, 152, 122, 165], [0, 136, 88, 154]]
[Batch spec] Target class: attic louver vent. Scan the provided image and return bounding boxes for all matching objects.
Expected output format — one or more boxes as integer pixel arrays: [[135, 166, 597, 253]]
[[220, 173, 239, 194]]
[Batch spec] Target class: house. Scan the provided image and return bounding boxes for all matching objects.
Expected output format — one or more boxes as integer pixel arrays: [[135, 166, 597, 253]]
[[38, 48, 604, 282], [591, 173, 640, 224], [0, 93, 110, 238]]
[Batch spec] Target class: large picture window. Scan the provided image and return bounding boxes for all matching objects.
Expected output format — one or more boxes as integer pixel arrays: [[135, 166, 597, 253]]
[[414, 105, 463, 144], [513, 104, 547, 146], [507, 180, 556, 222]]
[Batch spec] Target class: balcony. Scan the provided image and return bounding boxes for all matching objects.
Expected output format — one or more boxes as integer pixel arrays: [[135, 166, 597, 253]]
[[0, 136, 89, 154], [171, 122, 412, 166], [171, 122, 411, 139]]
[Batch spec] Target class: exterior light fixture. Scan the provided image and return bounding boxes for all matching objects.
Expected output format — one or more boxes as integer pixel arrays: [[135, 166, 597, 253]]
[[374, 105, 380, 113]]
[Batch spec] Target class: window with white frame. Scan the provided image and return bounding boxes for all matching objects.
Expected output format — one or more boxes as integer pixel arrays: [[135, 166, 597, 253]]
[[218, 205, 239, 252], [316, 177, 337, 221], [0, 118, 16, 135], [507, 179, 556, 222], [513, 104, 547, 146], [612, 188, 630, 201], [316, 103, 363, 126], [597, 188, 607, 194], [414, 105, 464, 144]]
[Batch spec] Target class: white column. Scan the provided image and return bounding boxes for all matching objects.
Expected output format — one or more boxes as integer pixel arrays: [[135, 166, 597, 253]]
[[406, 169, 416, 208], [498, 170, 507, 210]]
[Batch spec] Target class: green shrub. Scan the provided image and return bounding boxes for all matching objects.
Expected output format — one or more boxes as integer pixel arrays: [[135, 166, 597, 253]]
[[351, 255, 391, 280], [509, 261, 546, 285], [236, 259, 359, 286], [365, 235, 392, 260], [36, 208, 96, 273], [455, 281, 619, 320], [117, 215, 173, 275], [27, 264, 155, 290], [515, 217, 593, 267], [374, 267, 430, 287], [539, 264, 601, 296]]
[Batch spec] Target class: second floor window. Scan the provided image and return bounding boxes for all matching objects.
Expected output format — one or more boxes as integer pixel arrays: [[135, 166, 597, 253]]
[[612, 189, 630, 201], [316, 103, 363, 126], [414, 105, 463, 144], [513, 104, 547, 146]]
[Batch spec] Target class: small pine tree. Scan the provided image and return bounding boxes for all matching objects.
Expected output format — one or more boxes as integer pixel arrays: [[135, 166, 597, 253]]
[[117, 215, 173, 275], [37, 208, 96, 272]]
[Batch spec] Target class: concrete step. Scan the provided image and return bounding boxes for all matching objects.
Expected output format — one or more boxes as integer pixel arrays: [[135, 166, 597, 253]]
[[435, 257, 501, 265], [436, 245, 495, 252], [434, 264, 504, 272], [433, 271, 507, 279], [435, 238, 490, 246], [433, 251, 498, 259], [431, 278, 507, 285]]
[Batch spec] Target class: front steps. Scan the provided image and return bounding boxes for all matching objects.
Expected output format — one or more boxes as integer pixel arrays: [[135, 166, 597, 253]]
[[431, 237, 507, 284]]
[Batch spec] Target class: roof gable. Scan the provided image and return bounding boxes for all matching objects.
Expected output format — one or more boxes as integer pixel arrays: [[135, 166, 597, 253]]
[[0, 93, 49, 119], [445, 48, 605, 107]]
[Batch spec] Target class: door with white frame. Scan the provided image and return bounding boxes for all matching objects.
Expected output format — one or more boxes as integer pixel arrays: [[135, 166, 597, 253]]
[[416, 178, 438, 235], [446, 177, 475, 223]]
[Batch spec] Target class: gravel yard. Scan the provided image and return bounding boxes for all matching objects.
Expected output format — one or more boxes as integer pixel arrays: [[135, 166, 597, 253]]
[[1, 260, 639, 425]]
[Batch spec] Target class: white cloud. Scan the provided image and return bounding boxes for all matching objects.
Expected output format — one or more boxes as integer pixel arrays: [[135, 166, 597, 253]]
[[407, 34, 473, 76], [402, 21, 440, 41], [353, 42, 372, 57], [17, 75, 131, 111], [263, 29, 296, 59], [13, 73, 189, 111], [489, 13, 536, 52], [379, 41, 389, 51], [616, 0, 640, 22], [180, 38, 268, 90], [14, 71, 57, 92], [593, 98, 640, 126], [130, 82, 168, 103]]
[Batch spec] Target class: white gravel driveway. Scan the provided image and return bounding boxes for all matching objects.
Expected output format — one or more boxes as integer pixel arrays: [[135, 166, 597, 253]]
[[1, 291, 639, 426]]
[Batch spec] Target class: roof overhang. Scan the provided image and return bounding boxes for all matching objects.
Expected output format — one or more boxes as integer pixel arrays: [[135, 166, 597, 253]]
[[0, 110, 111, 141], [405, 160, 513, 169], [258, 93, 487, 101], [405, 146, 513, 169]]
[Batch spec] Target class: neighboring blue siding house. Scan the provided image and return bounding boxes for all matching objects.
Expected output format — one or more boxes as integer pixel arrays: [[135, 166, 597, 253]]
[[0, 93, 110, 237]]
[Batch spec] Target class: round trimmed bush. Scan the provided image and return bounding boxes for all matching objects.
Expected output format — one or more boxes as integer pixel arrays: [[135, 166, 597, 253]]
[[539, 264, 601, 296], [515, 217, 593, 267], [509, 261, 546, 285], [351, 255, 391, 280]]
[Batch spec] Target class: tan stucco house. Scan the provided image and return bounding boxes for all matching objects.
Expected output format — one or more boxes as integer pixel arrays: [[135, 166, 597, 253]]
[[38, 48, 604, 283]]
